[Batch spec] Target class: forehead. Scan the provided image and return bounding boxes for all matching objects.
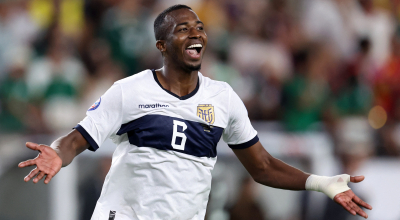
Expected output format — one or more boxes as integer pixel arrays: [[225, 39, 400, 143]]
[[165, 8, 201, 26]]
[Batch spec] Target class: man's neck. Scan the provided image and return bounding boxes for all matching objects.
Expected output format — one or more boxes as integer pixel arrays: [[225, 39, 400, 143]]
[[155, 65, 198, 97]]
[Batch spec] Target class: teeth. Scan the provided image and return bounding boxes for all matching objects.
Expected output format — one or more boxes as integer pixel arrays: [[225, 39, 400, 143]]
[[187, 44, 202, 49]]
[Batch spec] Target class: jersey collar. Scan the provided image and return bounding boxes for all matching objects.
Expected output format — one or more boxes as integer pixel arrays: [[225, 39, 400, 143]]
[[152, 69, 200, 100]]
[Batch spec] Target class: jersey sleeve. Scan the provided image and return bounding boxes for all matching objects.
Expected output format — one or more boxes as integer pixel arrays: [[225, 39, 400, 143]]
[[222, 87, 258, 149], [74, 83, 123, 151]]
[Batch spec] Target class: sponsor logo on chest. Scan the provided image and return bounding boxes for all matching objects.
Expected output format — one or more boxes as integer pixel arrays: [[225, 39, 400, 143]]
[[138, 103, 169, 108]]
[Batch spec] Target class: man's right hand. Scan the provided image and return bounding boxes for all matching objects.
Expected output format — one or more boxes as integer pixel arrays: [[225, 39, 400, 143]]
[[18, 142, 62, 184]]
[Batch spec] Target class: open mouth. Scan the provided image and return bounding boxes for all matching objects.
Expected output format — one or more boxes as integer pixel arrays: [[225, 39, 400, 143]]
[[185, 44, 203, 59]]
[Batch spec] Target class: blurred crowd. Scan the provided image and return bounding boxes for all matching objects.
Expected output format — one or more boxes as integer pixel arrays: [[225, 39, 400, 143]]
[[1, 0, 400, 219], [1, 0, 400, 155]]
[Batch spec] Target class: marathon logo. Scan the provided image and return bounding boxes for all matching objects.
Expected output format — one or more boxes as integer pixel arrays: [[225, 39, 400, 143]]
[[139, 103, 170, 108]]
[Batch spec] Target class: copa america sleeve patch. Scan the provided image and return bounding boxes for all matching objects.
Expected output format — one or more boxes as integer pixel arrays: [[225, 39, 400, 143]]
[[88, 97, 101, 111]]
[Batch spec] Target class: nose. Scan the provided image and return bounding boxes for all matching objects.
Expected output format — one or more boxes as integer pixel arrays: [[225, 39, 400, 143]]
[[188, 27, 201, 39]]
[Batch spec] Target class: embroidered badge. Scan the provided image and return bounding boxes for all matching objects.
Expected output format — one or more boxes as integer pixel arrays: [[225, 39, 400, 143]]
[[197, 104, 215, 124]]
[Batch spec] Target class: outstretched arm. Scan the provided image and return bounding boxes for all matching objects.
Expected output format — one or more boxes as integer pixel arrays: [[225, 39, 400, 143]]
[[233, 141, 372, 218], [18, 129, 89, 184], [233, 141, 309, 190]]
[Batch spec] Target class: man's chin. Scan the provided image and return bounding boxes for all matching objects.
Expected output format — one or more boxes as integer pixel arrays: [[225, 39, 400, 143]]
[[184, 63, 201, 72]]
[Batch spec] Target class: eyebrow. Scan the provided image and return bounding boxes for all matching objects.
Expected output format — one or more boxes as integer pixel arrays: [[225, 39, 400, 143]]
[[176, 21, 204, 26]]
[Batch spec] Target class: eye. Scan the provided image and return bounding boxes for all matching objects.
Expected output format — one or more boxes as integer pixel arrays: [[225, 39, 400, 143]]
[[198, 26, 204, 31], [179, 28, 188, 32]]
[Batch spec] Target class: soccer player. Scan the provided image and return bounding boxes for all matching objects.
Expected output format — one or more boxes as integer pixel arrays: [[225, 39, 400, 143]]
[[18, 4, 372, 220]]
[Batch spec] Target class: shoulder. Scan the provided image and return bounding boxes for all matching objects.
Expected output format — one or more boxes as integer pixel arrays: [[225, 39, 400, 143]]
[[199, 72, 233, 95], [104, 69, 154, 99], [199, 73, 245, 111], [115, 69, 153, 87]]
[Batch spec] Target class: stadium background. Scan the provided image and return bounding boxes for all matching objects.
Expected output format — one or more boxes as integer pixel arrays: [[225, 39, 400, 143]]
[[0, 0, 400, 219]]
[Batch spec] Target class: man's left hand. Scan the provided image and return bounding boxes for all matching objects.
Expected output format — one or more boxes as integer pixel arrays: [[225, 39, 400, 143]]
[[333, 176, 372, 219]]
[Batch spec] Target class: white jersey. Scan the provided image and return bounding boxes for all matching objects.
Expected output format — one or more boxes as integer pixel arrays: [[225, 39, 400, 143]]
[[75, 69, 258, 220]]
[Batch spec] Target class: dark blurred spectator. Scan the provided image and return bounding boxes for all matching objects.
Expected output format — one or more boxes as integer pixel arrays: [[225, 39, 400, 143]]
[[374, 33, 400, 120], [330, 38, 374, 117], [374, 30, 400, 156], [384, 100, 400, 155], [79, 38, 124, 113], [228, 178, 265, 220], [262, 0, 293, 45], [100, 0, 153, 76], [0, 47, 31, 133], [351, 0, 395, 68], [281, 44, 332, 132], [80, 0, 111, 74], [228, 0, 292, 120]]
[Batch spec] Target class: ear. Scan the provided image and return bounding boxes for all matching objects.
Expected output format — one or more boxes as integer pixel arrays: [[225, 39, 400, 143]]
[[156, 40, 166, 54]]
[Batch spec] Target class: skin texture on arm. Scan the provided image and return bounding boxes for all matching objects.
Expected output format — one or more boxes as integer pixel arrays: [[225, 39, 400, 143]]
[[233, 141, 310, 190], [18, 129, 89, 184], [233, 141, 372, 218], [50, 129, 90, 167]]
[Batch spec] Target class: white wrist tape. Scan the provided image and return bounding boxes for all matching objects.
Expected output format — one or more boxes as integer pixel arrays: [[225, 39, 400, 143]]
[[305, 174, 351, 199]]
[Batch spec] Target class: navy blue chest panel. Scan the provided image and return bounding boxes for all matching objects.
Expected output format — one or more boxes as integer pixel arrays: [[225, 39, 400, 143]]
[[116, 114, 224, 158]]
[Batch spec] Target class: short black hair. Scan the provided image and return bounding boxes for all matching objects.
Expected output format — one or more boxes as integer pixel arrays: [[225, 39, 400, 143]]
[[154, 4, 192, 40]]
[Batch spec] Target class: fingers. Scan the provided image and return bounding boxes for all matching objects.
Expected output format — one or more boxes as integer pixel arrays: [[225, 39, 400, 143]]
[[44, 174, 54, 184], [18, 159, 37, 168], [336, 192, 371, 219], [24, 168, 39, 182], [25, 142, 47, 152], [350, 175, 365, 183], [24, 167, 56, 184], [19, 142, 46, 168], [338, 199, 368, 218], [353, 195, 373, 210], [340, 201, 356, 216], [33, 171, 46, 183], [20, 160, 58, 184], [25, 142, 40, 150], [23, 167, 56, 184], [349, 201, 368, 219]]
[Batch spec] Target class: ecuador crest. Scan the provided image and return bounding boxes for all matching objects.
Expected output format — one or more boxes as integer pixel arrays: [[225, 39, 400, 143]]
[[197, 104, 215, 124]]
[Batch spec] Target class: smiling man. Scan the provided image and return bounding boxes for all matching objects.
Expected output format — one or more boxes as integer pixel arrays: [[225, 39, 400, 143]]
[[18, 5, 372, 220]]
